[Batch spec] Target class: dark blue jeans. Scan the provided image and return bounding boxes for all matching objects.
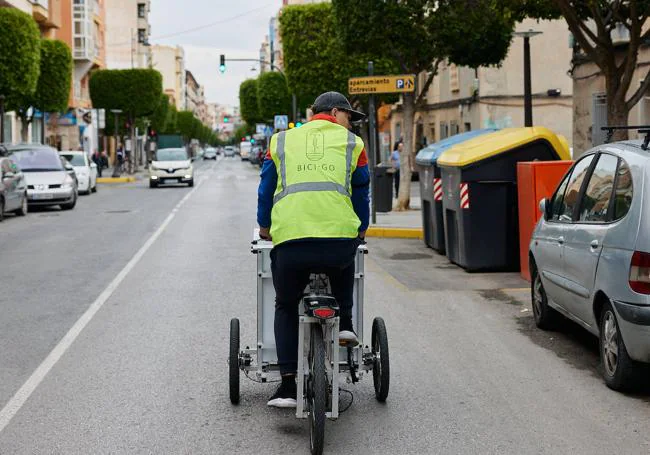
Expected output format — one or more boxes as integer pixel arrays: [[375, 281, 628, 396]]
[[270, 238, 360, 375]]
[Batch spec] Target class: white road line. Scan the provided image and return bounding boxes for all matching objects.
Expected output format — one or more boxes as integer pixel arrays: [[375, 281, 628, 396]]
[[0, 178, 205, 434]]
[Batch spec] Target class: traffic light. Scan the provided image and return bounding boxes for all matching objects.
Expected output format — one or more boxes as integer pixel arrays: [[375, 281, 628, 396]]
[[296, 121, 303, 128], [250, 138, 255, 144], [289, 122, 295, 129], [219, 54, 226, 74], [223, 116, 229, 123]]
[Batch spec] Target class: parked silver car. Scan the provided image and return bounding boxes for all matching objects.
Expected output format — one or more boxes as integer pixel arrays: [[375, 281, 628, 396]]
[[529, 139, 649, 391], [0, 156, 28, 221], [7, 145, 78, 210]]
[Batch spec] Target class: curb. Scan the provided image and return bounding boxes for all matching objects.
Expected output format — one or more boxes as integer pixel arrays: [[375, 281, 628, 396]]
[[97, 177, 136, 183], [366, 227, 423, 239]]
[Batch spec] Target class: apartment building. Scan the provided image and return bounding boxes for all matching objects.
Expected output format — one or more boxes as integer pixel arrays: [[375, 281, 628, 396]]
[[104, 0, 151, 69], [151, 44, 186, 111]]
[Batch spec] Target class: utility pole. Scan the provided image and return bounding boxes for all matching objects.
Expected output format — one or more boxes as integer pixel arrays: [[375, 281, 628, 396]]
[[367, 61, 377, 225], [514, 30, 542, 127], [111, 109, 122, 177]]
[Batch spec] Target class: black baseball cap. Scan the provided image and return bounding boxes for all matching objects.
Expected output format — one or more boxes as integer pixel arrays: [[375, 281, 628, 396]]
[[312, 91, 366, 122]]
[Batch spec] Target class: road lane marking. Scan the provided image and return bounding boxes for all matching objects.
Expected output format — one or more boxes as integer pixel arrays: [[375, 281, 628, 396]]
[[0, 177, 205, 434]]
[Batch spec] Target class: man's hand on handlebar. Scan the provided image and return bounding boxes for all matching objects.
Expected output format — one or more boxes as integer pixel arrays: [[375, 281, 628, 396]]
[[259, 227, 272, 241]]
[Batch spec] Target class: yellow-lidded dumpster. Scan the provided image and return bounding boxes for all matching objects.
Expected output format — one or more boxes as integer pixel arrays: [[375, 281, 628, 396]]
[[437, 127, 571, 271]]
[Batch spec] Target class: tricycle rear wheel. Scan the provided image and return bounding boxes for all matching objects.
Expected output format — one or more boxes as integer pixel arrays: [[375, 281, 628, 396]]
[[372, 317, 390, 402], [308, 325, 326, 455], [229, 318, 240, 404]]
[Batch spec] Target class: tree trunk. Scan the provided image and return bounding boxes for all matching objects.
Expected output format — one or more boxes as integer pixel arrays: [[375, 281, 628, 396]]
[[607, 82, 629, 142], [19, 114, 30, 143], [396, 92, 415, 211], [129, 117, 136, 174]]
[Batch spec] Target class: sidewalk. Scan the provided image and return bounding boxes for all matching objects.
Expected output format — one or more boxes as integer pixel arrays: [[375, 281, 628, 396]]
[[367, 181, 424, 238]]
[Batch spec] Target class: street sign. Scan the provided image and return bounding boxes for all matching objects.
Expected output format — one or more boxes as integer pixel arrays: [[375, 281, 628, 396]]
[[274, 115, 289, 130], [264, 125, 274, 137], [348, 74, 416, 95], [255, 123, 267, 135]]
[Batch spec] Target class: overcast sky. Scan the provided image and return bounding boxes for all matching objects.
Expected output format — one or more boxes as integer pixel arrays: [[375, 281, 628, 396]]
[[149, 1, 280, 108]]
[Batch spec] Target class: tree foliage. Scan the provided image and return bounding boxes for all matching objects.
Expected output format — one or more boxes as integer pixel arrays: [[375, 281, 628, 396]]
[[150, 94, 170, 133], [90, 69, 163, 120], [0, 8, 40, 109], [239, 78, 262, 125], [257, 72, 291, 121], [35, 39, 73, 113], [280, 3, 397, 112]]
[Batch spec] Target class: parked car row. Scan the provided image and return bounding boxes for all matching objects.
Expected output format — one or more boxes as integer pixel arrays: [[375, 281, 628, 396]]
[[1, 144, 102, 221]]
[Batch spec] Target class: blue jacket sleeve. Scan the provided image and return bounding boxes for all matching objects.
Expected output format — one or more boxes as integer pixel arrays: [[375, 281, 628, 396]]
[[257, 157, 277, 228], [351, 164, 370, 232]]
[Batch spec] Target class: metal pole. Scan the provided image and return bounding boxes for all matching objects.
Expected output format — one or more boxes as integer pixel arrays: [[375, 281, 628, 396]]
[[368, 61, 377, 225], [112, 113, 119, 177], [41, 109, 46, 144], [523, 36, 532, 127], [292, 93, 297, 123], [0, 95, 5, 144]]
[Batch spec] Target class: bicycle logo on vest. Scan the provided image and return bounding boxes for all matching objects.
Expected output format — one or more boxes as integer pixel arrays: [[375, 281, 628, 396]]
[[306, 130, 325, 161]]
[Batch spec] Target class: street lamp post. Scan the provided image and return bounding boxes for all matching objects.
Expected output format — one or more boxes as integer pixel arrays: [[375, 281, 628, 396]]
[[514, 29, 543, 127], [110, 109, 123, 177]]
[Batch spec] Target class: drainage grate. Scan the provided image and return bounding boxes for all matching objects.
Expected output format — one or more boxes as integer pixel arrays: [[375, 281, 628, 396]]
[[390, 253, 431, 260]]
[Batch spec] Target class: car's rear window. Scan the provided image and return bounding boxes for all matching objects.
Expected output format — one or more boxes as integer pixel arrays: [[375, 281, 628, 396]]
[[60, 153, 86, 166]]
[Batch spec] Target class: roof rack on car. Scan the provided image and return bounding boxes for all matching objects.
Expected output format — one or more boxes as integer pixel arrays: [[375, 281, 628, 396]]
[[601, 125, 650, 150]]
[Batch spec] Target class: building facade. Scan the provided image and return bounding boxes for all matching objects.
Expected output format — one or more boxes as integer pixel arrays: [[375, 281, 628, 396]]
[[104, 0, 151, 70], [185, 70, 200, 116], [388, 18, 574, 165], [151, 44, 186, 111], [572, 41, 650, 156]]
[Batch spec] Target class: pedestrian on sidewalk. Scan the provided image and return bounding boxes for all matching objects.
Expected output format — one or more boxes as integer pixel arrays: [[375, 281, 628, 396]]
[[92, 149, 102, 177], [113, 144, 124, 177], [391, 141, 402, 198]]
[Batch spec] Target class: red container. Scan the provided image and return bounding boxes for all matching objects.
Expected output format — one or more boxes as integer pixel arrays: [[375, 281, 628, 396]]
[[517, 160, 573, 281]]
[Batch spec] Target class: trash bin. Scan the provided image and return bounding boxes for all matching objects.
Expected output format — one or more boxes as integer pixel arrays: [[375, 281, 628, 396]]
[[416, 129, 498, 252], [374, 165, 393, 213], [437, 127, 571, 271]]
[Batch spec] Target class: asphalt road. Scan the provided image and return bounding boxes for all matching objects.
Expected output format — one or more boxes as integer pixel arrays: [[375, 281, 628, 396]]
[[1, 157, 650, 454]]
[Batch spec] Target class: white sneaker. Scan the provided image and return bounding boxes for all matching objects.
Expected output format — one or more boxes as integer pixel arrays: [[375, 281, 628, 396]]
[[267, 381, 297, 408], [339, 330, 359, 347]]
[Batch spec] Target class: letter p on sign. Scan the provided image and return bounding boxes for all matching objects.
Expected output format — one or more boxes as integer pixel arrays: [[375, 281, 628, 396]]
[[396, 79, 405, 89]]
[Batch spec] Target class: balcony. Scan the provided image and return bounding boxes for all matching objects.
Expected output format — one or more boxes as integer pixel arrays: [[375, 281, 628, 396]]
[[30, 0, 48, 22], [73, 1, 96, 61]]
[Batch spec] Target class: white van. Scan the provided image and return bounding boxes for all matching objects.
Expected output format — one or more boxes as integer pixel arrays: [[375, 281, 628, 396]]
[[240, 141, 252, 161]]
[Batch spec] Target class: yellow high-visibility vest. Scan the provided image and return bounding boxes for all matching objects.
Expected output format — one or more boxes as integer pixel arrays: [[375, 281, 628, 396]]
[[269, 119, 364, 245]]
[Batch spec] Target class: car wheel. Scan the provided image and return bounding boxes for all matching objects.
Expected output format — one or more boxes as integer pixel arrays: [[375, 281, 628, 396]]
[[14, 193, 28, 216], [531, 262, 560, 330], [91, 182, 97, 193], [600, 300, 644, 391], [149, 180, 158, 189], [0, 197, 4, 222], [60, 194, 77, 211], [188, 179, 194, 188]]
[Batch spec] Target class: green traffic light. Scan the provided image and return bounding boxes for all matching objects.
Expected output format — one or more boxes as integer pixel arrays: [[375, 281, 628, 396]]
[[224, 117, 229, 123], [219, 64, 226, 74], [296, 122, 303, 127], [251, 138, 256, 144]]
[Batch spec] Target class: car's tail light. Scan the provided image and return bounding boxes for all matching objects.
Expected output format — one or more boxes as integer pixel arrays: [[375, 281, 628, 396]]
[[629, 251, 650, 294], [313, 308, 336, 319]]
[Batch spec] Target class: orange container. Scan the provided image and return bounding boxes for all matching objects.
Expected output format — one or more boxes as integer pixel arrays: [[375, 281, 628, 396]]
[[517, 160, 573, 281]]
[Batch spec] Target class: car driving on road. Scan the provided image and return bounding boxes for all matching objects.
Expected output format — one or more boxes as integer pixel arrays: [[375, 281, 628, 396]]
[[530, 139, 650, 391], [203, 148, 218, 160], [59, 151, 98, 195], [149, 147, 194, 188], [0, 155, 28, 221], [7, 144, 78, 211]]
